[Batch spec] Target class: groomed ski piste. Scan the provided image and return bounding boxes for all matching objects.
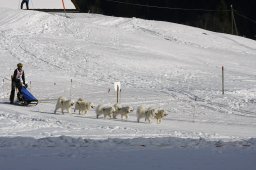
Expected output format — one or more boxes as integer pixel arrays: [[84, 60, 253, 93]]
[[0, 8, 256, 170]]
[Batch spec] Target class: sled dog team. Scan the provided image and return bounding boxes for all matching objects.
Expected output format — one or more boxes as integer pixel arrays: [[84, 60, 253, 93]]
[[54, 97, 168, 124]]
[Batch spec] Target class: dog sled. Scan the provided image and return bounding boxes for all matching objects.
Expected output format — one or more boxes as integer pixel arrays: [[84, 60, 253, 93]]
[[16, 86, 39, 106], [10, 74, 38, 106]]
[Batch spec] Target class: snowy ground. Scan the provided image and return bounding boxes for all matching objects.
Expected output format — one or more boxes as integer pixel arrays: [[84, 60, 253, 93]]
[[0, 8, 256, 169]]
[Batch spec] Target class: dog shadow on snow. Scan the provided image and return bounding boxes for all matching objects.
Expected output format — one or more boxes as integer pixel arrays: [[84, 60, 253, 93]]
[[31, 110, 65, 115], [74, 114, 139, 124], [30, 109, 144, 124]]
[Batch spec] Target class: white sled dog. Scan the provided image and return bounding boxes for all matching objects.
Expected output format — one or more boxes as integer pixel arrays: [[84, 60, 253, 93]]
[[74, 98, 85, 112], [136, 106, 157, 123], [96, 105, 116, 119], [113, 104, 134, 120], [74, 98, 95, 115], [154, 109, 168, 124], [54, 97, 74, 114]]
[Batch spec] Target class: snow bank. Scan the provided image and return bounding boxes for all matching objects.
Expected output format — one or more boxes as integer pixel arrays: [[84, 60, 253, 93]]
[[1, 136, 256, 170], [1, 136, 256, 150]]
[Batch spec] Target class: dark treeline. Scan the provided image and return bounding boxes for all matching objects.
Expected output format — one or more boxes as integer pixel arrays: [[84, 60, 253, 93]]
[[74, 0, 256, 40]]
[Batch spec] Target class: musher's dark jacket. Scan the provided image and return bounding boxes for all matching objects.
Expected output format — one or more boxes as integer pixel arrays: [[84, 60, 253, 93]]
[[12, 69, 25, 84]]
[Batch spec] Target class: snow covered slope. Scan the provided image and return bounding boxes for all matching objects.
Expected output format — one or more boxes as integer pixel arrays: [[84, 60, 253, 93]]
[[0, 8, 256, 170]]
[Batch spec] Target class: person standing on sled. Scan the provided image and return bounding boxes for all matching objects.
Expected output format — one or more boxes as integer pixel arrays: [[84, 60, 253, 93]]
[[10, 63, 28, 104]]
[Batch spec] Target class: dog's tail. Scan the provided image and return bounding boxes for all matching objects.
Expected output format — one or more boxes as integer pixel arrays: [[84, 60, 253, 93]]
[[96, 105, 103, 114], [136, 106, 145, 116]]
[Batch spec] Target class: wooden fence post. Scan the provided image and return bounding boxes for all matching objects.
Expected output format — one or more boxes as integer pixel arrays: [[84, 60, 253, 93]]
[[117, 85, 119, 104], [29, 81, 32, 91], [70, 79, 73, 99], [222, 66, 224, 95], [2, 79, 4, 97]]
